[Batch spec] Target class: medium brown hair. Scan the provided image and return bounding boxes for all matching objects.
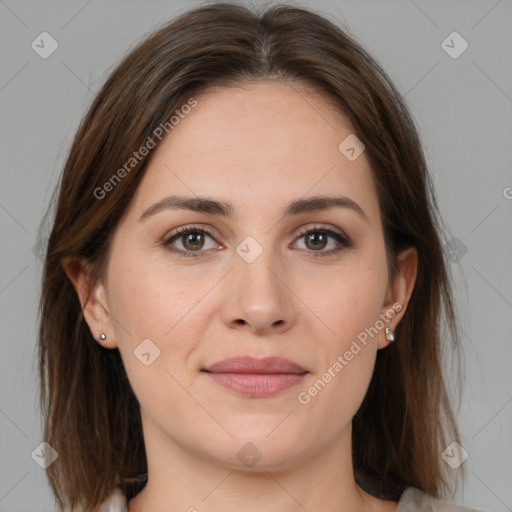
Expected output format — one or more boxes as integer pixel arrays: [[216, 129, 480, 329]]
[[37, 2, 465, 510]]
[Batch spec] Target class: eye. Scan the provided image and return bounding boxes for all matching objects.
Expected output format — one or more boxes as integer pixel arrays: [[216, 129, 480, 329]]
[[162, 224, 352, 259], [292, 225, 352, 258], [163, 225, 219, 258]]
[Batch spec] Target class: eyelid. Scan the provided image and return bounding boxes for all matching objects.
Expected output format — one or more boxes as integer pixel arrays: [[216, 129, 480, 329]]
[[164, 223, 220, 242], [294, 224, 349, 242]]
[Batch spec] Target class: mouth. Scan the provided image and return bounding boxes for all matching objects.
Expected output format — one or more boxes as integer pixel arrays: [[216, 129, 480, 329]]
[[201, 356, 308, 397]]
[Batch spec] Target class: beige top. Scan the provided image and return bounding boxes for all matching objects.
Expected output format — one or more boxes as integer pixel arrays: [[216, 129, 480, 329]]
[[97, 486, 486, 511]]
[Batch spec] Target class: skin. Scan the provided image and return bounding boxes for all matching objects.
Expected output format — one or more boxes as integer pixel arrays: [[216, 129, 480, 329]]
[[64, 82, 417, 512]]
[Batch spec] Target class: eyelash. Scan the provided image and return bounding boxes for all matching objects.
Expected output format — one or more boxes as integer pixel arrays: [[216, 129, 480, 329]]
[[162, 224, 352, 259]]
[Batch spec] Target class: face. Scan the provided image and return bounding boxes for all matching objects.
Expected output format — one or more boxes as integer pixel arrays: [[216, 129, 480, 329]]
[[76, 82, 416, 471]]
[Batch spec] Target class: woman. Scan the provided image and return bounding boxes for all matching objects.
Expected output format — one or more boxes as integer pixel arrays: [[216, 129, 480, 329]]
[[37, 3, 485, 511]]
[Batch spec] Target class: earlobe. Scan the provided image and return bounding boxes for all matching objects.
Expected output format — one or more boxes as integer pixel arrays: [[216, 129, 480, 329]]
[[378, 246, 418, 349], [61, 256, 117, 348]]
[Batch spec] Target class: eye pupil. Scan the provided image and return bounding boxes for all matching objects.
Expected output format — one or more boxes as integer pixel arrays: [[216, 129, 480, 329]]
[[306, 232, 327, 250], [183, 231, 204, 250]]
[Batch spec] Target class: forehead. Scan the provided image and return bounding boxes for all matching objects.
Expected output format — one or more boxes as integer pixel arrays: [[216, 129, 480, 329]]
[[126, 82, 380, 223]]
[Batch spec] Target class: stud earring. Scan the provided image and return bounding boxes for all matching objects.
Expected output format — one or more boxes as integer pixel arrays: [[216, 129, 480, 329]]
[[385, 327, 395, 342], [98, 333, 107, 341]]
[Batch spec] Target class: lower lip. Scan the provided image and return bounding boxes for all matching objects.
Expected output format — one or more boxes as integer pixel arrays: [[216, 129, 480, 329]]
[[204, 372, 307, 397]]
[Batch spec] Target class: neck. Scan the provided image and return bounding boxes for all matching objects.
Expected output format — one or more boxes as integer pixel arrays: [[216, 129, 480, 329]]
[[128, 417, 397, 512]]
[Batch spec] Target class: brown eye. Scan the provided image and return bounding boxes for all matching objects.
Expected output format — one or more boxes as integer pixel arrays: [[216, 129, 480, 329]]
[[293, 226, 352, 258], [163, 227, 218, 257], [304, 231, 328, 251], [181, 231, 205, 251]]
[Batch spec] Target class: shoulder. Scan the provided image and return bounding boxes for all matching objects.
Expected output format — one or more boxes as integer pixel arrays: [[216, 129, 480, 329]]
[[97, 487, 128, 512], [397, 487, 486, 512]]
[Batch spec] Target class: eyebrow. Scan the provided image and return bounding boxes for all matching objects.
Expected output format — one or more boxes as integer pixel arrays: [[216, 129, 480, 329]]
[[138, 194, 368, 223]]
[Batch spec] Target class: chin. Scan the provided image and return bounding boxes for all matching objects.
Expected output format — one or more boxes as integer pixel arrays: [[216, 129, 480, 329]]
[[199, 436, 309, 473]]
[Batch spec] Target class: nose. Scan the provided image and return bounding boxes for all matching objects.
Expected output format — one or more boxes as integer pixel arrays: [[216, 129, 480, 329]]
[[220, 248, 296, 335]]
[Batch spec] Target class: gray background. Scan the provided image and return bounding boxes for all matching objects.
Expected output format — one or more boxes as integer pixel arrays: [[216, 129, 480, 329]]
[[1, 0, 511, 510]]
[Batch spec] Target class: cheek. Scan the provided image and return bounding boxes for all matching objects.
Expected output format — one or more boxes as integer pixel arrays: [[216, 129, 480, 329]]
[[107, 248, 203, 340], [105, 251, 205, 387], [307, 260, 388, 348], [107, 262, 202, 417], [296, 271, 383, 432], [295, 252, 387, 406]]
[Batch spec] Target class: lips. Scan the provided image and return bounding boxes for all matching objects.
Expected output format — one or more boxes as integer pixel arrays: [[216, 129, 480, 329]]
[[201, 356, 308, 397], [202, 356, 307, 374]]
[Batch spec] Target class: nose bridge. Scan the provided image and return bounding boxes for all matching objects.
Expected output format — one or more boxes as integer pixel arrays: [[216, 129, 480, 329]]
[[220, 232, 295, 333], [235, 233, 285, 302]]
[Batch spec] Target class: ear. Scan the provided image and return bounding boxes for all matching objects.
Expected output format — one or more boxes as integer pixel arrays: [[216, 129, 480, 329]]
[[377, 246, 418, 349], [61, 256, 118, 349]]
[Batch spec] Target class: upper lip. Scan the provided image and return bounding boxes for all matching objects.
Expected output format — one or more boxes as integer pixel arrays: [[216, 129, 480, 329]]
[[202, 356, 307, 374]]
